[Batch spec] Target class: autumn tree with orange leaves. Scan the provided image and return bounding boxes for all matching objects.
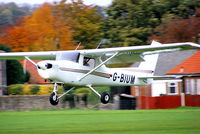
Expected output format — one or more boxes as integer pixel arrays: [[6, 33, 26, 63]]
[[0, 3, 74, 51], [0, 0, 103, 51]]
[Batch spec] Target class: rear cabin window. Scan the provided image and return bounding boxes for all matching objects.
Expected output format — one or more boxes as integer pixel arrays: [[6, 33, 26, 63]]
[[56, 52, 80, 63]]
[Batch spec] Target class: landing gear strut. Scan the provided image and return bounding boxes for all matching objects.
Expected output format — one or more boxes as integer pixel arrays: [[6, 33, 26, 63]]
[[49, 83, 75, 106], [87, 85, 111, 104], [49, 83, 59, 105]]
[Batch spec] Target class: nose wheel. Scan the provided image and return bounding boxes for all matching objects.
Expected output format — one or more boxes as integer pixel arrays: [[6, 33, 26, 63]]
[[49, 92, 59, 105]]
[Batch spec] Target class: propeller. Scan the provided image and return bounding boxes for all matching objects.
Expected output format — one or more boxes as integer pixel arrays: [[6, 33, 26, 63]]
[[37, 61, 53, 70]]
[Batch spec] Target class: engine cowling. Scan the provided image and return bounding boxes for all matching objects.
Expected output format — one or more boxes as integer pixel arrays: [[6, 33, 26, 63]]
[[37, 61, 53, 70]]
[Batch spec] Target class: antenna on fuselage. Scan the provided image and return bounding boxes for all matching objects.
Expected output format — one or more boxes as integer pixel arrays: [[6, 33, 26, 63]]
[[75, 42, 81, 50]]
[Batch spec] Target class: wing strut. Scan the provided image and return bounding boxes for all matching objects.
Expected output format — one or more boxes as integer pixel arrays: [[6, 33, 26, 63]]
[[78, 52, 118, 81], [25, 56, 37, 67]]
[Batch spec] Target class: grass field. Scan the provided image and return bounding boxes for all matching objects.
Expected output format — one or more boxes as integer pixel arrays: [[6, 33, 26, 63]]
[[0, 107, 200, 134]]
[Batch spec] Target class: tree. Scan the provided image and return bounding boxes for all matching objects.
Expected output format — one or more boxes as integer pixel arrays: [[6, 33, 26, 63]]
[[0, 2, 31, 27], [0, 1, 103, 51], [0, 26, 32, 51], [150, 16, 200, 43], [53, 0, 104, 48], [103, 0, 200, 47], [103, 0, 159, 47], [24, 3, 74, 51], [0, 3, 74, 51]]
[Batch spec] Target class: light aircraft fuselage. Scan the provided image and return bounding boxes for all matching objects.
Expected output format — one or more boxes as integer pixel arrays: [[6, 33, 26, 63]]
[[37, 60, 151, 86]]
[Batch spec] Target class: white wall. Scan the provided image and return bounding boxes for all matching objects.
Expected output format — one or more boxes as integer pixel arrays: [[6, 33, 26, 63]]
[[151, 79, 182, 97]]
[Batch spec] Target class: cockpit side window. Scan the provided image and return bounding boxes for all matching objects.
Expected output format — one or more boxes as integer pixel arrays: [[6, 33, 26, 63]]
[[83, 57, 95, 67], [56, 52, 80, 63]]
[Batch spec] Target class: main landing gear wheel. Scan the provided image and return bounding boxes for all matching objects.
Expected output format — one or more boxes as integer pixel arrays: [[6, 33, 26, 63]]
[[49, 92, 59, 105], [101, 92, 111, 104]]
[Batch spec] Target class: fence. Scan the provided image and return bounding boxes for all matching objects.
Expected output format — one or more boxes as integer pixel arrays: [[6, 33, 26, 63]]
[[185, 95, 200, 107], [138, 95, 200, 109]]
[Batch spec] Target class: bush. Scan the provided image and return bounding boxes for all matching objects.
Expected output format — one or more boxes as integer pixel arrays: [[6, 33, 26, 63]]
[[37, 85, 53, 95], [57, 86, 64, 94], [75, 88, 92, 94], [7, 84, 65, 95], [0, 44, 11, 52], [24, 70, 30, 83], [8, 84, 24, 95], [6, 60, 27, 85], [7, 84, 110, 97], [31, 85, 40, 94], [37, 85, 64, 95], [22, 84, 32, 95]]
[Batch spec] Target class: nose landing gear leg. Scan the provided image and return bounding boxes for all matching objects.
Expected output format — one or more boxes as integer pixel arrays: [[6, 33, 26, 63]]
[[49, 83, 59, 105], [49, 83, 75, 106]]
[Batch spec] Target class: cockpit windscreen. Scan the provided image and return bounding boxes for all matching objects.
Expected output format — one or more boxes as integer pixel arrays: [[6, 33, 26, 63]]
[[56, 52, 80, 62]]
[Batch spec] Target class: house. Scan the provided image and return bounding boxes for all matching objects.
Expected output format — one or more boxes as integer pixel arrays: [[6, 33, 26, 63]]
[[167, 51, 200, 95], [131, 50, 198, 97], [129, 50, 200, 109]]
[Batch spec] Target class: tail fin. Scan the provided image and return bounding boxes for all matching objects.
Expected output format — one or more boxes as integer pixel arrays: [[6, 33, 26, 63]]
[[138, 41, 161, 72]]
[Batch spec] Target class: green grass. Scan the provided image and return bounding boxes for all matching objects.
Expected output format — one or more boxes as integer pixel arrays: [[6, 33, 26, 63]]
[[0, 107, 200, 134]]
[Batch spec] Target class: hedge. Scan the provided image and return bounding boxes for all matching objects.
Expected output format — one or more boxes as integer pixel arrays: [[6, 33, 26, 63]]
[[8, 84, 64, 95]]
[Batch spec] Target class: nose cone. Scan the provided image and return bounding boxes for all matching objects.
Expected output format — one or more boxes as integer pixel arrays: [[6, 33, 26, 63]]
[[37, 61, 55, 79], [37, 61, 53, 70]]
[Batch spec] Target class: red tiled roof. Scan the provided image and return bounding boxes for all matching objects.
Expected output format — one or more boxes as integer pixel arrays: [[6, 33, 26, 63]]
[[166, 51, 200, 74], [20, 60, 48, 84]]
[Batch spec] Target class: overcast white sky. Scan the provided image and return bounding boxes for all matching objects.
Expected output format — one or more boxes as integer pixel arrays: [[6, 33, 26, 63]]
[[0, 0, 112, 6]]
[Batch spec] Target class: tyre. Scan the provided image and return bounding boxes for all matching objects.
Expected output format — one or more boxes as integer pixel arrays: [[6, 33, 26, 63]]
[[49, 92, 59, 105], [101, 91, 110, 104]]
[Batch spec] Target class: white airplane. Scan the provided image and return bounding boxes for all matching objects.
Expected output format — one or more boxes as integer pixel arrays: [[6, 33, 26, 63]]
[[0, 41, 199, 105]]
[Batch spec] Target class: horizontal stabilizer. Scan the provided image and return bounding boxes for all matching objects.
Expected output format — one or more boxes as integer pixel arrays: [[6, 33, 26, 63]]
[[138, 75, 181, 80]]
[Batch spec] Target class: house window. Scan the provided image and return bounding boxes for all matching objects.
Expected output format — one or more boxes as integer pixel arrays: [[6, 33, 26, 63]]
[[185, 79, 190, 94], [185, 78, 200, 95], [167, 82, 178, 95], [197, 79, 200, 94]]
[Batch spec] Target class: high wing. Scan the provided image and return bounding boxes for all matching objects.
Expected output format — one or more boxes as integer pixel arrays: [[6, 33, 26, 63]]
[[0, 41, 199, 63], [0, 51, 58, 60], [80, 41, 200, 64]]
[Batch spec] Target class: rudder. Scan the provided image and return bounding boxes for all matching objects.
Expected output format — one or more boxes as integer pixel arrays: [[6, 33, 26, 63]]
[[138, 41, 161, 72]]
